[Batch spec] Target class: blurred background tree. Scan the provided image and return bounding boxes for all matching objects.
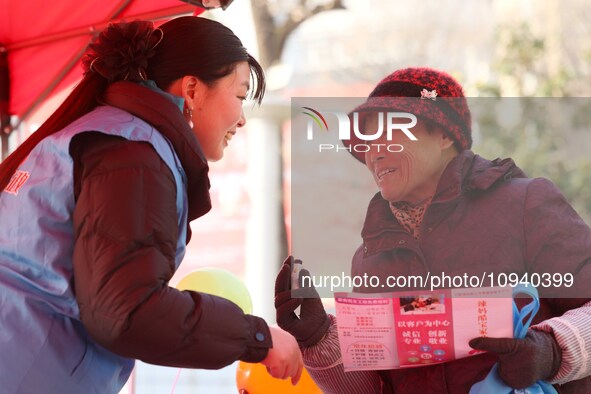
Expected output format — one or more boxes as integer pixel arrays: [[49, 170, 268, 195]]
[[473, 22, 591, 222], [248, 0, 347, 263]]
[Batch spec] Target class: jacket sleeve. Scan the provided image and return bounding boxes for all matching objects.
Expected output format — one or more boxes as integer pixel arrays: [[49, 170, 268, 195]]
[[70, 132, 271, 369], [301, 314, 382, 394], [523, 177, 591, 295], [523, 177, 591, 384]]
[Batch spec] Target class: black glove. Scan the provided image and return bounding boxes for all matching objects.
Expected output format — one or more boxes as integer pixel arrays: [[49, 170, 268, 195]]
[[274, 256, 330, 348], [469, 329, 562, 389]]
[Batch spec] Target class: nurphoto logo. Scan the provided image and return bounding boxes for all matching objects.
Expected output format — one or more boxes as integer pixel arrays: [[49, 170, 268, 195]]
[[302, 106, 418, 153]]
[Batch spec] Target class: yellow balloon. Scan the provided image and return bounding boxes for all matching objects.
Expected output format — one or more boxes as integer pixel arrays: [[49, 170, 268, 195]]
[[176, 268, 253, 314], [236, 362, 322, 394]]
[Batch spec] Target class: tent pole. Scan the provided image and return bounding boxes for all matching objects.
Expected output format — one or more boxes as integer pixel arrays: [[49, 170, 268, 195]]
[[0, 47, 11, 160]]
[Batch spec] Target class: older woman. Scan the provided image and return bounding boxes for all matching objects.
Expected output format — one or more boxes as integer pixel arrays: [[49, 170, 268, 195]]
[[275, 67, 591, 393]]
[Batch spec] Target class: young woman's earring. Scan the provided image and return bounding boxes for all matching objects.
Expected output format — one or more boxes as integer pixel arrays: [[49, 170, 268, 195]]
[[185, 105, 194, 128]]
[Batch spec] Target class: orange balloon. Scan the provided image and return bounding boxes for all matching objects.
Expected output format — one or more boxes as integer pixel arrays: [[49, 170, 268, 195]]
[[236, 361, 322, 394]]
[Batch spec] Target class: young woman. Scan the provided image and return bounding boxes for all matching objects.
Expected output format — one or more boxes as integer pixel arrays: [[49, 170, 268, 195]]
[[0, 16, 302, 393]]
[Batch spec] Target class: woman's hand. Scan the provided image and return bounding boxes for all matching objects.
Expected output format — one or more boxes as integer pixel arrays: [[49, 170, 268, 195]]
[[469, 329, 562, 388], [260, 325, 303, 385], [274, 256, 331, 348]]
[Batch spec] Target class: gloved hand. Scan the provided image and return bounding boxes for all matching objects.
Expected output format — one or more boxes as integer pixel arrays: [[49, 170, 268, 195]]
[[469, 329, 562, 389], [274, 256, 330, 348]]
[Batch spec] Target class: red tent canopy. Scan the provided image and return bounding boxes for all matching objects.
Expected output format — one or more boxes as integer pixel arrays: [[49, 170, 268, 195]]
[[0, 0, 203, 156]]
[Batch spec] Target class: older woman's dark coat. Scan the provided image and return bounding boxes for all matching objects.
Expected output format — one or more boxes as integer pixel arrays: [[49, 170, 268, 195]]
[[352, 150, 591, 393]]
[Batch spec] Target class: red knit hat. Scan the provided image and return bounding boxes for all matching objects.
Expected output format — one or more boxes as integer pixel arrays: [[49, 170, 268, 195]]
[[345, 67, 472, 163]]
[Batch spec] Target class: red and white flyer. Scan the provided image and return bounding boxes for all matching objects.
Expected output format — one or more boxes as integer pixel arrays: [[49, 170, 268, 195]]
[[334, 287, 513, 371]]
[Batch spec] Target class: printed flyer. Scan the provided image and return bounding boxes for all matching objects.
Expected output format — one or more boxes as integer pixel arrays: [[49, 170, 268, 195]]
[[334, 287, 513, 371]]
